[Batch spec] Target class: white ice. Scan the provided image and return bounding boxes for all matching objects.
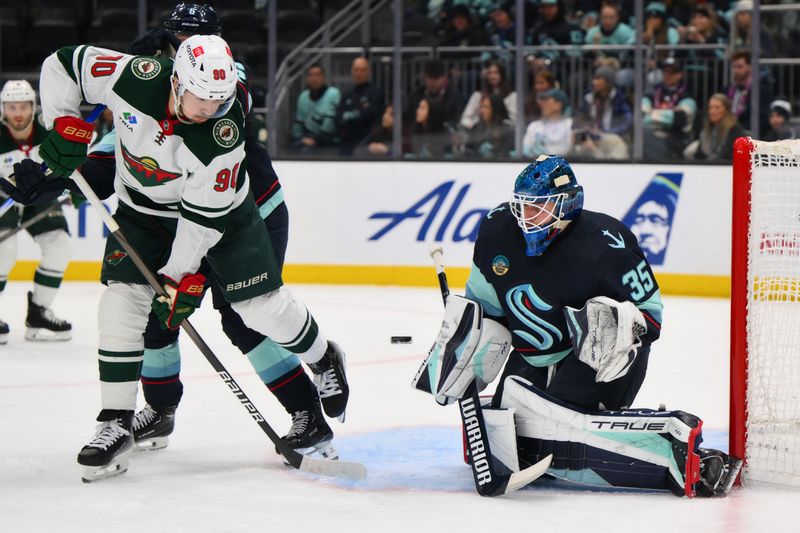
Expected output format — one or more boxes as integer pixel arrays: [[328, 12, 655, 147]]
[[1, 282, 798, 532]]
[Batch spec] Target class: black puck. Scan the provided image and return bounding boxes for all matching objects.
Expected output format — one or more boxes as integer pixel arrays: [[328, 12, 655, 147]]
[[391, 336, 412, 344]]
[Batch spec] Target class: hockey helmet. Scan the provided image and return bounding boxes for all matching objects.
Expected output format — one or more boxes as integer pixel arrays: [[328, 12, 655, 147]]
[[510, 155, 584, 257], [0, 79, 37, 126], [163, 3, 222, 36], [171, 35, 237, 122]]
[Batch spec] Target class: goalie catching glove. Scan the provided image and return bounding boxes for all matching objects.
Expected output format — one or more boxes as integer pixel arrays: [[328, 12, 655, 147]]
[[564, 296, 647, 383], [39, 116, 94, 177], [152, 273, 207, 330], [412, 295, 512, 405]]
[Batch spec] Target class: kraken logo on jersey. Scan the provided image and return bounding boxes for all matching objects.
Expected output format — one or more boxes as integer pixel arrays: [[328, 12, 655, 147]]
[[120, 143, 181, 187], [213, 118, 238, 148], [622, 173, 683, 266], [505, 284, 563, 351], [131, 58, 161, 80]]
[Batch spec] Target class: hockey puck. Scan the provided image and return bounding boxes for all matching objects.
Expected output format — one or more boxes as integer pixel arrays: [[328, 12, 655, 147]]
[[391, 336, 412, 344]]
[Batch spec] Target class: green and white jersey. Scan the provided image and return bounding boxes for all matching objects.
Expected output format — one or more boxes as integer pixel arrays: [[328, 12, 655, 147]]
[[40, 46, 249, 281], [0, 116, 47, 181]]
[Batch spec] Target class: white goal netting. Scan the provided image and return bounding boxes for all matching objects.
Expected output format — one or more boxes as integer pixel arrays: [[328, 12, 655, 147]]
[[745, 139, 800, 486]]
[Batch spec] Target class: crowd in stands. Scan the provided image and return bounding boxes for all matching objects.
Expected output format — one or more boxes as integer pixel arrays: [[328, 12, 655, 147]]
[[288, 0, 799, 161]]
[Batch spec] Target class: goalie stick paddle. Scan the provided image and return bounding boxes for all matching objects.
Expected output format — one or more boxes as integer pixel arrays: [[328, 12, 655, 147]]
[[0, 197, 70, 245], [429, 245, 551, 496], [70, 167, 366, 481]]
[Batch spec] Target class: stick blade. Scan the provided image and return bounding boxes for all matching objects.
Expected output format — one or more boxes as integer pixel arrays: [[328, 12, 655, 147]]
[[299, 455, 368, 480], [501, 454, 553, 494]]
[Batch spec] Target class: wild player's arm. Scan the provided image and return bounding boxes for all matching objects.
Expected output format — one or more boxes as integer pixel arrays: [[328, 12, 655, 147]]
[[40, 46, 132, 126], [158, 142, 247, 283]]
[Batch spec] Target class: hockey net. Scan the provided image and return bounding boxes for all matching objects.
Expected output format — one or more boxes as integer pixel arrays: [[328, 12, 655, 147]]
[[731, 137, 800, 487]]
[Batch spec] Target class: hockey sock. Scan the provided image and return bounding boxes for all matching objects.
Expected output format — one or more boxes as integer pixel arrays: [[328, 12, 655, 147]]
[[141, 341, 183, 408], [142, 374, 184, 408], [247, 338, 318, 412], [32, 229, 70, 308]]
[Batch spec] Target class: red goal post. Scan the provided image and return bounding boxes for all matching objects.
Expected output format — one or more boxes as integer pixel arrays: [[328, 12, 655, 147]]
[[730, 136, 800, 487]]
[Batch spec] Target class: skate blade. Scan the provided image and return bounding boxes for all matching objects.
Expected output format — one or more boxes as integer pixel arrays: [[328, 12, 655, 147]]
[[0, 333, 7, 345], [336, 411, 346, 423], [134, 436, 169, 451], [282, 441, 339, 467], [81, 454, 131, 483], [25, 328, 72, 342]]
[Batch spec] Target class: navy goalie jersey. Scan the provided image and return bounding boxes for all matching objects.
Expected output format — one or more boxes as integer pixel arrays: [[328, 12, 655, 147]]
[[465, 204, 663, 368]]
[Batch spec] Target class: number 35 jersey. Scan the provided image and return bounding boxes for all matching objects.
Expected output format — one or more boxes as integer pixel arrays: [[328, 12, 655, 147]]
[[466, 205, 663, 368], [39, 46, 249, 281]]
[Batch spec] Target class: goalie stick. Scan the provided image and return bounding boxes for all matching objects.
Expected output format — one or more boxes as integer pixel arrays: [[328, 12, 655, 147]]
[[0, 196, 70, 245], [69, 165, 366, 481], [429, 245, 551, 496]]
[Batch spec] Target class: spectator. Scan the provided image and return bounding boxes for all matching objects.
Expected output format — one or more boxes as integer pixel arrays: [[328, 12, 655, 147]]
[[584, 1, 635, 60], [642, 57, 697, 160], [762, 99, 797, 142], [523, 88, 573, 157], [336, 57, 385, 155], [409, 59, 464, 128], [409, 97, 453, 158], [437, 5, 490, 47], [460, 60, 517, 129], [528, 0, 584, 63], [463, 94, 515, 159], [690, 93, 745, 161], [573, 65, 632, 159], [730, 0, 775, 58], [725, 50, 772, 132], [641, 2, 681, 63], [525, 69, 557, 121], [487, 4, 516, 49], [682, 3, 727, 59], [356, 104, 401, 157], [291, 63, 340, 152]]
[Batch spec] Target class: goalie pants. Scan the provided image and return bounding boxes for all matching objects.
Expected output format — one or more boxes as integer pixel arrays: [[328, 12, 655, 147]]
[[492, 346, 650, 411], [96, 198, 324, 411]]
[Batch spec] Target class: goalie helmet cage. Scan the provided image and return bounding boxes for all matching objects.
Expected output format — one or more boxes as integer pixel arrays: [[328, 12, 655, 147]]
[[730, 136, 800, 487]]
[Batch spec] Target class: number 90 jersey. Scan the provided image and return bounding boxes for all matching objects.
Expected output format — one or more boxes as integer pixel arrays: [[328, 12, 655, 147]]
[[465, 204, 663, 368]]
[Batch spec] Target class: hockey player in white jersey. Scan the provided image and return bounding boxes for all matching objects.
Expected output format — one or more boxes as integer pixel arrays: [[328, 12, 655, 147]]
[[33, 35, 349, 481], [0, 80, 73, 342]]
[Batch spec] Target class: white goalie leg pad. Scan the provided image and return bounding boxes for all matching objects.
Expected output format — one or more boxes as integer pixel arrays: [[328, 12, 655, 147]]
[[500, 375, 702, 493], [482, 407, 521, 474], [98, 282, 152, 410], [411, 295, 511, 404], [564, 296, 646, 383], [231, 287, 328, 363]]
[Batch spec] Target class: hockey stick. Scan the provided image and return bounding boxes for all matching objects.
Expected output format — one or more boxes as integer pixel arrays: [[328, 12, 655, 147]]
[[429, 245, 551, 496], [0, 197, 71, 245], [70, 168, 366, 481], [0, 105, 107, 218]]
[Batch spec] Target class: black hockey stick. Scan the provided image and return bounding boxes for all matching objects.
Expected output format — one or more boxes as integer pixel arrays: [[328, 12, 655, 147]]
[[0, 197, 71, 245], [429, 245, 551, 496], [71, 168, 366, 481]]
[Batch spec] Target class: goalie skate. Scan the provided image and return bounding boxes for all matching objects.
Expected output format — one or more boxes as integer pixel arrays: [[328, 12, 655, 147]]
[[696, 448, 743, 497], [132, 404, 176, 451], [24, 292, 72, 341], [78, 411, 134, 483]]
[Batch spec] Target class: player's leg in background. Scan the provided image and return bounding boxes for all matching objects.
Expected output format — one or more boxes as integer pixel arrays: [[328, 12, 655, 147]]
[[25, 203, 72, 340], [0, 207, 19, 343]]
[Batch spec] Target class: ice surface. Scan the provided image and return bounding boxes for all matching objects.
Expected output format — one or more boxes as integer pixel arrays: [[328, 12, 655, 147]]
[[0, 282, 798, 532]]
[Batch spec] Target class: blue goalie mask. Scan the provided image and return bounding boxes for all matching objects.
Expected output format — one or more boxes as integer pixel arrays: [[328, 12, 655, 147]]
[[510, 155, 584, 256]]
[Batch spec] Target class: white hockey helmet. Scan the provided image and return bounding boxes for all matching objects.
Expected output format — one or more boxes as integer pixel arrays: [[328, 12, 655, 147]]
[[171, 34, 237, 121], [0, 79, 37, 125]]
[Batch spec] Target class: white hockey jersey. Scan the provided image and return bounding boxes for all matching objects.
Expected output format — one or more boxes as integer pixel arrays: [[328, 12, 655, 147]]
[[40, 46, 249, 281]]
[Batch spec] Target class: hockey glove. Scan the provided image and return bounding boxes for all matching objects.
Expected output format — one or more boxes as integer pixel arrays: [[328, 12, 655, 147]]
[[38, 116, 95, 178], [0, 159, 67, 205], [128, 27, 182, 56], [151, 273, 207, 330]]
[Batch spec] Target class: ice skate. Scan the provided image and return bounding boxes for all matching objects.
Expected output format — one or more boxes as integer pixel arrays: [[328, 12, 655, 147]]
[[308, 341, 349, 422], [0, 318, 8, 345], [133, 404, 176, 451], [278, 405, 337, 462], [24, 291, 72, 341], [695, 448, 743, 497], [78, 410, 134, 483]]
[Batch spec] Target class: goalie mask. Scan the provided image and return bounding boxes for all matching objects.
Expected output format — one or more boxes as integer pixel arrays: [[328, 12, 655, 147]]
[[163, 3, 222, 35], [510, 155, 584, 257], [172, 34, 236, 123], [0, 80, 36, 129]]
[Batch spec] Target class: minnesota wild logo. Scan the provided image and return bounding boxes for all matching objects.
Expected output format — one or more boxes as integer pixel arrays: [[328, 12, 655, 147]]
[[213, 118, 238, 148], [105, 249, 127, 265], [131, 58, 161, 80], [121, 143, 181, 187]]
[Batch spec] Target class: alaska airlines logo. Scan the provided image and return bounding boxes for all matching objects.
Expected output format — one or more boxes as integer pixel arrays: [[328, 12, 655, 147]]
[[369, 181, 488, 242], [622, 173, 683, 266], [120, 143, 181, 187], [505, 284, 562, 350]]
